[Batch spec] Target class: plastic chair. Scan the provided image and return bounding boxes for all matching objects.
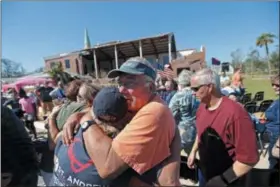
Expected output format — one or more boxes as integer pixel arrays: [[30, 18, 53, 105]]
[[244, 102, 257, 113], [241, 94, 252, 104], [253, 91, 264, 102], [258, 100, 274, 112], [244, 93, 252, 99]]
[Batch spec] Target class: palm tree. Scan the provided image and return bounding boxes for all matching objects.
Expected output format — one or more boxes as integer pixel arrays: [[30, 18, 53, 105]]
[[47, 62, 72, 84], [256, 33, 276, 75]]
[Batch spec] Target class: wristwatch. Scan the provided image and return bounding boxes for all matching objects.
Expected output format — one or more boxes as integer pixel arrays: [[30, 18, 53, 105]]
[[81, 120, 96, 132]]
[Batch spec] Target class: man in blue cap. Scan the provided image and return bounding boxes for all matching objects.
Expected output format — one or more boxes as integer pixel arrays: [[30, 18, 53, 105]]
[[62, 57, 181, 186], [50, 87, 138, 186]]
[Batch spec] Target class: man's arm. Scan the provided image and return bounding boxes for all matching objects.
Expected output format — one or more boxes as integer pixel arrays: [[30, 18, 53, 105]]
[[223, 110, 259, 183], [48, 106, 62, 150], [62, 111, 88, 145], [168, 94, 180, 121], [191, 135, 199, 153], [265, 100, 279, 122], [83, 125, 129, 179], [48, 117, 60, 150], [157, 127, 181, 186]]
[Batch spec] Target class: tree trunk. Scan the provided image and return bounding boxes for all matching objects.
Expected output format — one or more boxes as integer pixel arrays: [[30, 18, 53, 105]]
[[265, 44, 271, 76]]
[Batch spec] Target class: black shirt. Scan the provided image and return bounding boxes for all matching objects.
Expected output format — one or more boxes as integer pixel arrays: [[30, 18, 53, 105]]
[[1, 106, 39, 185]]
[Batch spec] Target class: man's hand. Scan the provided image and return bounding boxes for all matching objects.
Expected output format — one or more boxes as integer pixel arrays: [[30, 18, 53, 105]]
[[62, 112, 85, 145], [187, 135, 198, 169], [187, 150, 196, 169]]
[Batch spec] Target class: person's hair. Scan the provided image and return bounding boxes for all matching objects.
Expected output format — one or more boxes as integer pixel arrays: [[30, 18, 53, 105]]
[[223, 80, 231, 87], [193, 68, 221, 91], [79, 82, 101, 103], [18, 88, 27, 98], [271, 73, 280, 84], [65, 79, 83, 101], [234, 67, 241, 73], [144, 75, 157, 94], [178, 69, 192, 88]]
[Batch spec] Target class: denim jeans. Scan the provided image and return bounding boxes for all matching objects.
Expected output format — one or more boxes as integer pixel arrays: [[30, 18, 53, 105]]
[[265, 125, 280, 169], [198, 169, 206, 187]]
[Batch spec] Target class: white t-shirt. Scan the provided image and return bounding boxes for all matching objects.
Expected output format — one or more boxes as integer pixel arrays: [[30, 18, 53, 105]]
[[221, 86, 235, 96]]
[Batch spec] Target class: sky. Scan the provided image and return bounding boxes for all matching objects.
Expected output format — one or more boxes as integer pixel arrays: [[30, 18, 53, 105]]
[[2, 1, 279, 72]]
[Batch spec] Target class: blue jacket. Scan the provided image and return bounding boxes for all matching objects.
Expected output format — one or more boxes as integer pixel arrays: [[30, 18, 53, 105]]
[[265, 99, 280, 127], [168, 87, 199, 144]]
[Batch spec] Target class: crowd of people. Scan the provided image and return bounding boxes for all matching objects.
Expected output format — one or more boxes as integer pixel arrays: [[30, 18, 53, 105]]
[[1, 56, 279, 187]]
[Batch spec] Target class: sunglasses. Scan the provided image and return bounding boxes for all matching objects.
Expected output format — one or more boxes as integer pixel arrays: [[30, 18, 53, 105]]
[[272, 84, 280, 88], [191, 84, 208, 92], [117, 80, 143, 89]]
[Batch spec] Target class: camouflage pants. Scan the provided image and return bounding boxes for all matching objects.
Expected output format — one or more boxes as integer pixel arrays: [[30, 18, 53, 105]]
[[178, 122, 196, 154]]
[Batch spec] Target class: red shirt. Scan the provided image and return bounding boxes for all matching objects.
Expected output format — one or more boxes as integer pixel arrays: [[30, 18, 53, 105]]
[[196, 97, 259, 164]]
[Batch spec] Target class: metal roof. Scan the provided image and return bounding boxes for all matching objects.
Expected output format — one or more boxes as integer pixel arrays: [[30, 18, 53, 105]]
[[44, 33, 176, 61]]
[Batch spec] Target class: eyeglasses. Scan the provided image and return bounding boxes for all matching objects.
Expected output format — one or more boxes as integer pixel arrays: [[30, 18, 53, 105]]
[[117, 80, 143, 89], [191, 85, 204, 92]]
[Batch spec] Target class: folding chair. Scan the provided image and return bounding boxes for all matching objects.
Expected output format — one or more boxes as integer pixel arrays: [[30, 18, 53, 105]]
[[244, 93, 252, 99], [241, 94, 252, 104], [258, 100, 274, 112], [244, 102, 257, 113], [253, 91, 264, 102]]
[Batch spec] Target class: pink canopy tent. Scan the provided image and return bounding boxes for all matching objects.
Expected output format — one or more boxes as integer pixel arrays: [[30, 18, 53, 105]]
[[1, 76, 55, 93], [2, 83, 15, 92], [14, 77, 55, 88]]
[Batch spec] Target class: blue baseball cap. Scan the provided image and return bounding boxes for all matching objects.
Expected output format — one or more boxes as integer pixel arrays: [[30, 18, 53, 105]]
[[93, 87, 127, 123], [107, 57, 157, 80]]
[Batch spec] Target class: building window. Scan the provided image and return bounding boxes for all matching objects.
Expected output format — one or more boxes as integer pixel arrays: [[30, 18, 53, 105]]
[[163, 55, 170, 66], [65, 59, 70, 69]]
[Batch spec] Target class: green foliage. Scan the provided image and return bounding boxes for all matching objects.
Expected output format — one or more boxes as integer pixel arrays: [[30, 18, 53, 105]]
[[47, 63, 72, 84], [47, 62, 63, 78], [229, 32, 278, 76]]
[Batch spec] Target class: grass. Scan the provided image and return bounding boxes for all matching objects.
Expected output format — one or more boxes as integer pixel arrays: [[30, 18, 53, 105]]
[[243, 76, 277, 100]]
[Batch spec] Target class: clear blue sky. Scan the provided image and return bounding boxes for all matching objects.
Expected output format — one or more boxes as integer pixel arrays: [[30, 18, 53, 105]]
[[2, 1, 279, 72]]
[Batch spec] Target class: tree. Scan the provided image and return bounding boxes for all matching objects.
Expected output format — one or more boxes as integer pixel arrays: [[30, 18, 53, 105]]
[[270, 50, 279, 73], [230, 49, 244, 69], [256, 33, 277, 75], [1, 58, 26, 77], [244, 48, 267, 76], [47, 62, 72, 85]]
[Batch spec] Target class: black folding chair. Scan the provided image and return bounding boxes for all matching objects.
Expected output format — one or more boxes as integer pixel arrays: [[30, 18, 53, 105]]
[[253, 91, 264, 102], [244, 93, 252, 99], [241, 94, 252, 104], [244, 101, 257, 113], [258, 100, 274, 112]]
